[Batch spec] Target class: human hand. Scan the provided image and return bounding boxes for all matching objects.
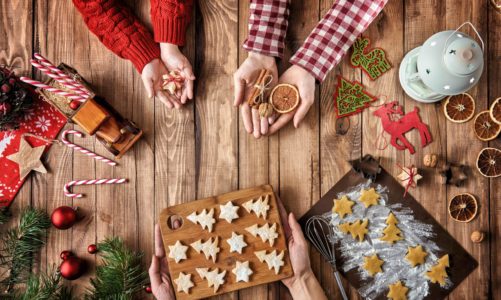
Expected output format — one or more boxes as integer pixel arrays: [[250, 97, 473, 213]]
[[233, 52, 278, 138], [142, 58, 182, 109], [149, 223, 179, 300], [160, 43, 195, 104], [269, 65, 315, 135]]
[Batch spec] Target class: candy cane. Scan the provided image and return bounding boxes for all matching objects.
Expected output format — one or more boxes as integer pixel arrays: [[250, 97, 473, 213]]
[[61, 130, 117, 166], [20, 77, 86, 101], [64, 178, 127, 198]]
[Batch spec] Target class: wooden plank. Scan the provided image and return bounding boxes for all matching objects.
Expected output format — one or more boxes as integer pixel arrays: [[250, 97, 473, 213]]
[[196, 1, 239, 299], [159, 186, 292, 299], [444, 1, 490, 299]]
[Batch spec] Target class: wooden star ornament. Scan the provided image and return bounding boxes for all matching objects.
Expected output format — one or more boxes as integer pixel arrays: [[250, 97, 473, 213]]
[[7, 137, 47, 179]]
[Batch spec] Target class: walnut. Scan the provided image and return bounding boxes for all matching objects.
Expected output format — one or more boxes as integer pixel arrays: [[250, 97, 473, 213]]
[[423, 154, 438, 167], [259, 103, 274, 118], [470, 230, 484, 243]]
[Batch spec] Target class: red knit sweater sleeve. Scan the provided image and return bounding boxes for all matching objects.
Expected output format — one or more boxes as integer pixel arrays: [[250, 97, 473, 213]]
[[72, 0, 160, 73], [150, 0, 193, 45]]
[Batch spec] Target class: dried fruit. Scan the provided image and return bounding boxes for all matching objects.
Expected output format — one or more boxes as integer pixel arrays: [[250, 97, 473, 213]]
[[443, 93, 475, 123], [473, 111, 500, 141], [470, 230, 484, 243], [259, 102, 274, 118], [423, 154, 438, 167], [269, 84, 300, 114], [448, 193, 478, 223], [490, 97, 501, 125], [476, 147, 501, 178]]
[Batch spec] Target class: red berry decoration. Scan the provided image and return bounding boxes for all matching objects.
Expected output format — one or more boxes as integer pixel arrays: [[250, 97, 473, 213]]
[[69, 100, 81, 110], [144, 285, 152, 293], [59, 256, 85, 280], [51, 206, 78, 230], [8, 78, 16, 85], [87, 244, 98, 254], [60, 250, 73, 261], [1, 83, 11, 93]]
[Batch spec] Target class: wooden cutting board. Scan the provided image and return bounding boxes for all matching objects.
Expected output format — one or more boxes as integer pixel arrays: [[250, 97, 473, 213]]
[[159, 185, 293, 300]]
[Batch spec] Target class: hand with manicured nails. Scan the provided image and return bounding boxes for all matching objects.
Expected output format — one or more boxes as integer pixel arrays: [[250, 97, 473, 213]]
[[142, 58, 181, 109], [149, 223, 178, 300], [233, 52, 278, 139], [160, 43, 196, 105], [269, 65, 316, 135]]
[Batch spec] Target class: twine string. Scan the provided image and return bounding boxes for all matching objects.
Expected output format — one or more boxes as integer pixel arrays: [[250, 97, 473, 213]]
[[253, 74, 274, 105]]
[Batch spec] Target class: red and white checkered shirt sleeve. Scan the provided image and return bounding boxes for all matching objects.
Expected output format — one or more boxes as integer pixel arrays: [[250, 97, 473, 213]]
[[243, 0, 290, 58], [290, 0, 388, 82]]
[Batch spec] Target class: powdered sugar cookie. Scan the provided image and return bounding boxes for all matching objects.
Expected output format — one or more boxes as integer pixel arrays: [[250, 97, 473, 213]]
[[196, 267, 226, 293], [187, 208, 216, 232], [226, 232, 247, 254], [245, 222, 278, 246], [168, 241, 188, 263], [190, 237, 220, 263], [174, 272, 194, 294], [219, 201, 239, 223], [242, 195, 270, 219], [254, 249, 285, 275], [232, 261, 253, 282]]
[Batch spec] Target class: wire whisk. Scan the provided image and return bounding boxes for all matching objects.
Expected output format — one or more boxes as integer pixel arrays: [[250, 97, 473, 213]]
[[305, 215, 348, 300]]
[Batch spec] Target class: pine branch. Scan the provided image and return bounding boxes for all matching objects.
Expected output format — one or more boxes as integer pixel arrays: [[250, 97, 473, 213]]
[[0, 208, 51, 290], [85, 237, 148, 300], [12, 269, 72, 300]]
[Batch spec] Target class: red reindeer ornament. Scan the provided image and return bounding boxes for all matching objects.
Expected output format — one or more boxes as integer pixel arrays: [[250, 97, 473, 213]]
[[373, 101, 432, 154]]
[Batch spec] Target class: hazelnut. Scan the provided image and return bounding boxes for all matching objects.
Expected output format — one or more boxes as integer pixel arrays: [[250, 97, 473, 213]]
[[259, 103, 274, 118], [423, 154, 438, 168], [470, 230, 484, 243]]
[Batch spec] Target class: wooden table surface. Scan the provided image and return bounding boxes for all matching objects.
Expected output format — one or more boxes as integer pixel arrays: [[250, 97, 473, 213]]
[[1, 0, 498, 299]]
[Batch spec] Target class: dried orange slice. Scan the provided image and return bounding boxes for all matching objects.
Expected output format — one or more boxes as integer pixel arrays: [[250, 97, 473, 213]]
[[448, 193, 478, 223], [269, 84, 300, 114], [473, 111, 501, 141], [490, 97, 501, 125], [476, 147, 501, 178], [443, 93, 475, 123]]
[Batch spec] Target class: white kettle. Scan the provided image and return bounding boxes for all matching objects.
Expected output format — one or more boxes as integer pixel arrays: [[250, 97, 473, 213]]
[[399, 22, 484, 103]]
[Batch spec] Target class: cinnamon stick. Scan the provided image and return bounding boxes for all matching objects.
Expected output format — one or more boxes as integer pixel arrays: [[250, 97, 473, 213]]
[[246, 69, 270, 108]]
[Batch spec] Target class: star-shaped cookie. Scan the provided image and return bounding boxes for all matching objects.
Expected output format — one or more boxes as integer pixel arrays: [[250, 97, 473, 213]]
[[242, 195, 270, 219], [190, 237, 220, 262], [359, 188, 380, 208], [245, 223, 278, 246], [332, 195, 355, 218], [219, 201, 239, 223], [174, 272, 194, 294], [254, 250, 285, 274], [187, 208, 216, 232], [7, 137, 47, 179], [363, 254, 384, 276], [405, 245, 428, 267], [168, 241, 188, 263], [226, 232, 247, 254], [196, 267, 226, 293], [387, 280, 408, 300], [232, 261, 253, 282]]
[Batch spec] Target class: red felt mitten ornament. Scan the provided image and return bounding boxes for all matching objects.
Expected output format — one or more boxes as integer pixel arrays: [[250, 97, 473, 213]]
[[51, 206, 78, 229], [59, 256, 85, 280]]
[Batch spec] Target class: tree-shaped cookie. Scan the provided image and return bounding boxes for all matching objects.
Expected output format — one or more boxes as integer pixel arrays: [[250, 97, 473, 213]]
[[254, 250, 285, 275], [245, 223, 278, 246], [387, 280, 408, 300], [242, 195, 270, 219], [405, 245, 428, 267], [187, 208, 216, 232], [196, 268, 226, 293], [332, 195, 355, 219], [190, 237, 220, 263], [337, 219, 369, 242], [363, 254, 384, 276], [380, 212, 403, 244], [359, 188, 380, 208], [426, 254, 449, 286]]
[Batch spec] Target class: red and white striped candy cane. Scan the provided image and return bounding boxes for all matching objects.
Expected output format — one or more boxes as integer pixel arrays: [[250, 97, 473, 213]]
[[61, 130, 117, 166], [20, 77, 86, 101], [64, 178, 127, 198]]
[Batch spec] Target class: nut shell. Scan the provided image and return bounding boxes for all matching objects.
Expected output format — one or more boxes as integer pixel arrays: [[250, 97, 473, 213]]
[[423, 154, 438, 167], [470, 230, 484, 243], [259, 103, 274, 118]]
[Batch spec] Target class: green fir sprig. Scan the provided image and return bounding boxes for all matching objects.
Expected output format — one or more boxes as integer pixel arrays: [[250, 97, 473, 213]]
[[13, 268, 72, 300]]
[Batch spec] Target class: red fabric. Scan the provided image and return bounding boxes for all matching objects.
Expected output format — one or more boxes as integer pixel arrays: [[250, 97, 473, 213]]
[[72, 0, 161, 73], [0, 94, 67, 207], [150, 0, 193, 45]]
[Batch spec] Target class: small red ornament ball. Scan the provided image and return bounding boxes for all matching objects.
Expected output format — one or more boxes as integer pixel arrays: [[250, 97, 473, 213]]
[[60, 250, 73, 261], [69, 100, 81, 110], [51, 206, 78, 230], [144, 285, 152, 293], [87, 244, 98, 254], [1, 83, 11, 93], [59, 256, 85, 280]]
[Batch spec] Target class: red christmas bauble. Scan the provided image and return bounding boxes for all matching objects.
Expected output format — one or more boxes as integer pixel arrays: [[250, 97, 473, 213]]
[[59, 256, 85, 280], [1, 83, 11, 93], [0, 102, 11, 115], [144, 285, 152, 293], [51, 206, 78, 230], [60, 250, 73, 261], [69, 100, 80, 110], [87, 244, 98, 254]]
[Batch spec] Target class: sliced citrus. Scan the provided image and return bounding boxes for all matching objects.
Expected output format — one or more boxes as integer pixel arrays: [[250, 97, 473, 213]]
[[473, 110, 501, 141], [443, 93, 475, 123], [448, 193, 478, 223], [269, 84, 300, 114], [490, 97, 501, 125], [476, 147, 501, 178]]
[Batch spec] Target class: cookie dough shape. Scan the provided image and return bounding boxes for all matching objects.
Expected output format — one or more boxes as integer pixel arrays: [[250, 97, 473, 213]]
[[174, 272, 194, 294], [246, 223, 278, 246], [405, 245, 428, 267], [219, 201, 239, 223], [232, 261, 253, 282], [337, 219, 369, 242], [426, 254, 449, 286], [168, 241, 188, 263], [359, 188, 380, 208], [332, 195, 355, 219], [387, 281, 408, 300], [363, 254, 384, 276], [380, 212, 403, 244], [196, 267, 226, 293], [254, 250, 285, 274], [190, 237, 220, 262], [226, 232, 247, 254], [242, 195, 270, 219], [187, 208, 216, 232]]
